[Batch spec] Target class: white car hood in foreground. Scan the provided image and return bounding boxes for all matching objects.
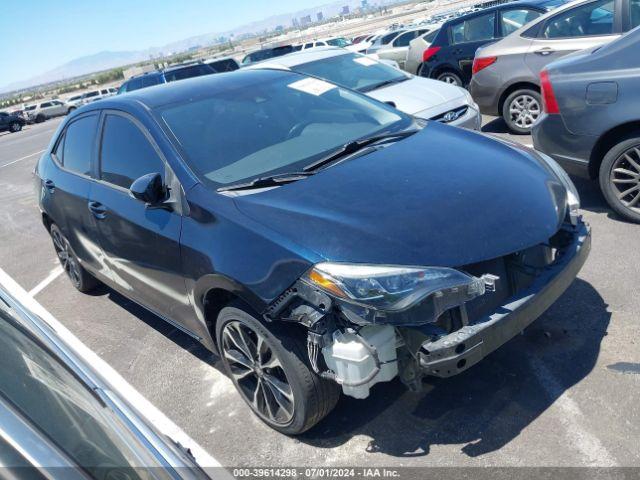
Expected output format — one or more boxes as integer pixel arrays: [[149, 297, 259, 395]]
[[367, 76, 468, 119]]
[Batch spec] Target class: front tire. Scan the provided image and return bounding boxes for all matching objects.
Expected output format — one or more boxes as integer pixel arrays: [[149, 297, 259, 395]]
[[50, 224, 100, 292], [35, 114, 45, 123], [599, 135, 640, 223], [216, 304, 339, 435], [9, 122, 22, 133], [503, 89, 541, 134]]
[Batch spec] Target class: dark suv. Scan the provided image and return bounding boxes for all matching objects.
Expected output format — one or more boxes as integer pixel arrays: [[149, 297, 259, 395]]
[[36, 70, 589, 435], [0, 111, 26, 133], [118, 62, 216, 93], [418, 0, 567, 86]]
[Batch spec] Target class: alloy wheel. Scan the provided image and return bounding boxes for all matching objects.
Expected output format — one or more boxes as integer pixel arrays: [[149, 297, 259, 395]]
[[509, 94, 541, 130], [51, 229, 81, 288], [438, 73, 460, 85], [221, 320, 295, 425], [609, 146, 640, 213], [10, 123, 21, 133]]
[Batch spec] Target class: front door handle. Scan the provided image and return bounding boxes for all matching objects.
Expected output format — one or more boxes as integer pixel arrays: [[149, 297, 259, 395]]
[[88, 201, 107, 220], [534, 48, 554, 56], [44, 179, 55, 193]]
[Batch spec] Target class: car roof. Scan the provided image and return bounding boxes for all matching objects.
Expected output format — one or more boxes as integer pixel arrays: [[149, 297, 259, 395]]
[[439, 0, 554, 25], [246, 47, 349, 68], [82, 69, 299, 111]]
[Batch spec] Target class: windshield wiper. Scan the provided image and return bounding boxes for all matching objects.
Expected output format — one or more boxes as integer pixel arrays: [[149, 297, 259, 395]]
[[361, 76, 410, 93], [217, 171, 313, 192], [302, 129, 420, 173]]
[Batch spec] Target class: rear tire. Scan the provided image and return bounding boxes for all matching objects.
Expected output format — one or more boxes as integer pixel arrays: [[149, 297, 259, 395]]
[[502, 89, 542, 134], [49, 223, 100, 293], [35, 114, 45, 123], [598, 135, 640, 223], [216, 304, 339, 435], [9, 122, 22, 133], [436, 71, 463, 86]]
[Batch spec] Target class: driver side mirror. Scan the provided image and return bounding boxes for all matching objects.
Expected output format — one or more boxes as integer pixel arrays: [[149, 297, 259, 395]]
[[130, 172, 167, 206]]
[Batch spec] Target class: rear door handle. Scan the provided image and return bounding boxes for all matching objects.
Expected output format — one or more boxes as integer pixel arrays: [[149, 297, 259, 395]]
[[44, 179, 55, 193], [534, 48, 554, 56], [88, 201, 107, 220]]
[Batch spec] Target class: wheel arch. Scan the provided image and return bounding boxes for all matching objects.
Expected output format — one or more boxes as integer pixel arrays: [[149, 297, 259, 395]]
[[430, 63, 462, 80], [498, 81, 540, 116], [589, 121, 640, 179], [193, 274, 267, 353]]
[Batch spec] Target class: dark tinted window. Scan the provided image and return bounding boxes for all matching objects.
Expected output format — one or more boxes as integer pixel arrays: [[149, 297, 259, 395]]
[[100, 115, 164, 189], [163, 64, 214, 82], [451, 12, 496, 43], [631, 0, 640, 28], [423, 29, 440, 42], [141, 75, 162, 87], [501, 9, 542, 36], [207, 59, 239, 72], [40, 102, 52, 108], [393, 31, 418, 47], [61, 115, 97, 176], [542, 0, 614, 38], [84, 91, 99, 98]]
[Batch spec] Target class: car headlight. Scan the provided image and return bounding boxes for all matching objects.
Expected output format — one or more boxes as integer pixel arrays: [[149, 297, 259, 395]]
[[304, 263, 487, 312], [537, 152, 580, 225]]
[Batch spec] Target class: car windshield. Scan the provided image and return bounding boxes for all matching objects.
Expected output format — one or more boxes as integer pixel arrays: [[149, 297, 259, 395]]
[[290, 52, 409, 93], [158, 71, 409, 188]]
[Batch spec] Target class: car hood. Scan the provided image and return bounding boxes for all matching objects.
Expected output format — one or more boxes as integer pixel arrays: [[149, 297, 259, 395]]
[[367, 76, 468, 118], [232, 123, 567, 267]]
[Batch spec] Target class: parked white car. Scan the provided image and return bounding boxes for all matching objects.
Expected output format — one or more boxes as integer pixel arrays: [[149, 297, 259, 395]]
[[405, 25, 442, 75], [23, 100, 70, 123], [80, 87, 117, 105], [64, 93, 85, 110], [249, 47, 481, 130], [366, 26, 437, 71], [298, 37, 353, 50]]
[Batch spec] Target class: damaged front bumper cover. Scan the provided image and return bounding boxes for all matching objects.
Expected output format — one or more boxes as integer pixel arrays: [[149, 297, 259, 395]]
[[419, 221, 591, 378]]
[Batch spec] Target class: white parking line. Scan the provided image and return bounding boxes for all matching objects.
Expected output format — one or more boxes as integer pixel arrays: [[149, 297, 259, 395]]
[[0, 267, 223, 470], [28, 265, 63, 297], [0, 149, 45, 169], [527, 354, 617, 466]]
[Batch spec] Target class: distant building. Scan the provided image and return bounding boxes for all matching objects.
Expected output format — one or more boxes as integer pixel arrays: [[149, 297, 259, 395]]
[[291, 17, 299, 27], [341, 5, 350, 15], [275, 25, 284, 32], [300, 14, 312, 25], [361, 0, 369, 9], [317, 11, 324, 21]]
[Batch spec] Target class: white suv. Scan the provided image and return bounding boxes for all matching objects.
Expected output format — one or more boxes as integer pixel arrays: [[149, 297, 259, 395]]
[[80, 87, 117, 105], [23, 100, 70, 123]]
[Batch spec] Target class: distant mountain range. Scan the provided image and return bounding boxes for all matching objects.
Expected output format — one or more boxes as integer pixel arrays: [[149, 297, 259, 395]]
[[1, 0, 404, 94]]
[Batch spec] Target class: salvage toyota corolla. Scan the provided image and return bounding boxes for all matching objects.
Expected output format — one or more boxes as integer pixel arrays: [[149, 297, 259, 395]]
[[35, 69, 590, 435]]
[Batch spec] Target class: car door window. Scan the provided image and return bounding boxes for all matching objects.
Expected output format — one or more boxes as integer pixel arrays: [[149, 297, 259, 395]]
[[40, 102, 52, 108], [393, 31, 417, 47], [100, 114, 164, 189], [501, 9, 543, 36], [451, 12, 496, 44], [61, 115, 97, 176], [542, 0, 614, 38], [630, 0, 640, 27]]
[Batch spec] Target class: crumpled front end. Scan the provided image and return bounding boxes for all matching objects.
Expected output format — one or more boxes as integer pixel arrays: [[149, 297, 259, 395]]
[[263, 220, 591, 398]]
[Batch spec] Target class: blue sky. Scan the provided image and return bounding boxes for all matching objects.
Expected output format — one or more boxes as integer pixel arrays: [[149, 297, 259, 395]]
[[0, 0, 328, 87]]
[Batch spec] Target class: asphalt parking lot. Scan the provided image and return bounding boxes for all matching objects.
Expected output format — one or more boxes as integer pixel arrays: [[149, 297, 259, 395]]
[[1, 116, 638, 469]]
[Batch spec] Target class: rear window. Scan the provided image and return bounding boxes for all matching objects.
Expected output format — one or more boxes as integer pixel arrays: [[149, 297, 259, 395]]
[[163, 64, 215, 82], [450, 12, 496, 44], [207, 59, 239, 73], [242, 46, 295, 65]]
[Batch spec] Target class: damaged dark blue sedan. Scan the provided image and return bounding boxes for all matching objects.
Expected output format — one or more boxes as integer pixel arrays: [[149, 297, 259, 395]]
[[35, 69, 590, 434]]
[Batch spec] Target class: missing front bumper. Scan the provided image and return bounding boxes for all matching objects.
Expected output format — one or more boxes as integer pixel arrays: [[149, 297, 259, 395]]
[[418, 221, 591, 378]]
